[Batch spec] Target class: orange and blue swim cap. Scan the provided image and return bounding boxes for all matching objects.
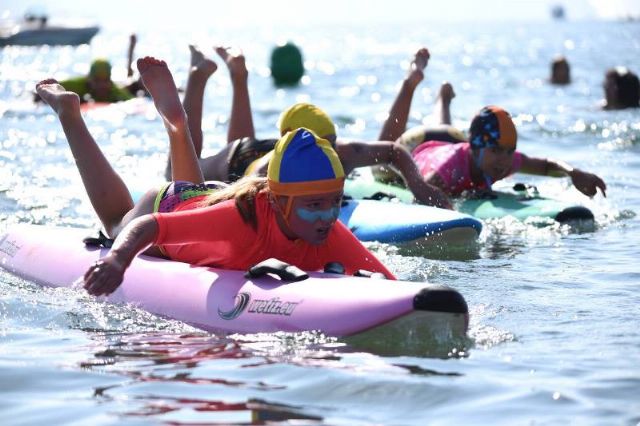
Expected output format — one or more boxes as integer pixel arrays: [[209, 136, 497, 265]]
[[469, 106, 517, 151], [278, 103, 336, 139], [268, 128, 344, 196]]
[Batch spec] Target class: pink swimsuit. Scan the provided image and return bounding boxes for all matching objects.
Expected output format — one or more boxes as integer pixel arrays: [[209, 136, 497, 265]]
[[412, 141, 523, 195]]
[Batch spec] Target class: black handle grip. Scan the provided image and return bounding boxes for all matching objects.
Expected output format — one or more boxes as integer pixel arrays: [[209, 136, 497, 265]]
[[354, 269, 387, 280], [324, 262, 345, 274], [245, 258, 309, 282], [83, 230, 113, 248]]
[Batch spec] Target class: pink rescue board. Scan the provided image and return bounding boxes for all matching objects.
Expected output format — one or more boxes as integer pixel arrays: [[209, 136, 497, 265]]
[[0, 225, 468, 340]]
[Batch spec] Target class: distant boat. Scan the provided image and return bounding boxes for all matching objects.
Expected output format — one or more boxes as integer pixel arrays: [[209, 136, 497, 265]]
[[0, 14, 99, 47]]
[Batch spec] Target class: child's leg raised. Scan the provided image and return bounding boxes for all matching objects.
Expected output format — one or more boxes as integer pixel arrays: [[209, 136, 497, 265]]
[[433, 82, 455, 125], [183, 45, 218, 157], [138, 56, 204, 184], [378, 47, 430, 141], [216, 46, 255, 143], [36, 79, 134, 235], [165, 46, 218, 179]]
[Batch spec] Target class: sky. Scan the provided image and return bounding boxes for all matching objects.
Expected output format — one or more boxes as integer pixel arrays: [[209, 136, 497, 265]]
[[2, 0, 640, 31]]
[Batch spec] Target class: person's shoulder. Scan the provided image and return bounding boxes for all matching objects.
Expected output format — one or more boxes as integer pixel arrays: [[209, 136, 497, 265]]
[[254, 190, 269, 204], [441, 140, 468, 154], [197, 197, 258, 232], [451, 142, 471, 162], [59, 76, 88, 90], [510, 150, 525, 170], [60, 76, 87, 84], [415, 140, 465, 156], [253, 191, 273, 216], [110, 84, 134, 101], [456, 141, 470, 151], [173, 196, 231, 214]]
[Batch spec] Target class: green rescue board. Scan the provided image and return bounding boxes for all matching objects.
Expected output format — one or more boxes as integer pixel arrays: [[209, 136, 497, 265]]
[[344, 179, 415, 203], [344, 179, 593, 222]]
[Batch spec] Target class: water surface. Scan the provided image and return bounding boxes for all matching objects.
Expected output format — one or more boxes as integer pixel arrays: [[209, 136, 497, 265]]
[[1, 20, 639, 425]]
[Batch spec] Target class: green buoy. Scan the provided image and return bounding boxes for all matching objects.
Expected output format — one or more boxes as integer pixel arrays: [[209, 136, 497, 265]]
[[270, 42, 304, 86]]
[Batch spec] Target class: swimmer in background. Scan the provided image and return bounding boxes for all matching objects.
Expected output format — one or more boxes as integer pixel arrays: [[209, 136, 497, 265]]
[[392, 99, 607, 198], [33, 58, 134, 104], [123, 33, 150, 97], [374, 61, 606, 199], [170, 45, 451, 209], [33, 34, 147, 104], [36, 56, 395, 297], [550, 56, 571, 85], [602, 67, 640, 110]]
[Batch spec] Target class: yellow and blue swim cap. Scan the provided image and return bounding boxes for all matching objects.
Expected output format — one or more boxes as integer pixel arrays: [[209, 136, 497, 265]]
[[268, 128, 344, 196], [278, 103, 336, 139], [89, 58, 112, 79]]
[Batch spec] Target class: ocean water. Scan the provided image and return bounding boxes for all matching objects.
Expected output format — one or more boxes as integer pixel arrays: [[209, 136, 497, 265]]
[[1, 19, 639, 425]]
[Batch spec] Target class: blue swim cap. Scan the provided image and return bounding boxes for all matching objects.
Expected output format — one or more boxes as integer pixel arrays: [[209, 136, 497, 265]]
[[268, 128, 344, 196]]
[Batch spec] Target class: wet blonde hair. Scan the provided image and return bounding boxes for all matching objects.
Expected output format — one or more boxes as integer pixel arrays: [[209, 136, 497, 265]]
[[199, 129, 344, 230], [200, 176, 269, 230]]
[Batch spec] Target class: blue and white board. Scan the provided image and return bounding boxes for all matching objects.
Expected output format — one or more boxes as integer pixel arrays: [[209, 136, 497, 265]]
[[339, 198, 482, 245]]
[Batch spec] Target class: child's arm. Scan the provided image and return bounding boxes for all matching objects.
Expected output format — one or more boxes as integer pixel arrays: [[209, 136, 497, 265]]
[[84, 215, 158, 296], [520, 154, 607, 197], [338, 141, 451, 208], [127, 34, 137, 78]]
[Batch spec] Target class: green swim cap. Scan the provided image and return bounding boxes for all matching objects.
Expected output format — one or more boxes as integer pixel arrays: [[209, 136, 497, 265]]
[[89, 58, 112, 79], [270, 42, 304, 86]]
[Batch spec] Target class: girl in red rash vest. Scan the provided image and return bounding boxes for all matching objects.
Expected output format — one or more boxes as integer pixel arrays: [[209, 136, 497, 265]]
[[36, 57, 394, 298], [84, 128, 394, 296]]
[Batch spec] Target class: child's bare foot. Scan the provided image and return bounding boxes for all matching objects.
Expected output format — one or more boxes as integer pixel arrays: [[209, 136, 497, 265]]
[[189, 45, 218, 78], [137, 56, 186, 126], [36, 79, 81, 117], [215, 46, 248, 82], [438, 82, 456, 103], [406, 48, 430, 87]]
